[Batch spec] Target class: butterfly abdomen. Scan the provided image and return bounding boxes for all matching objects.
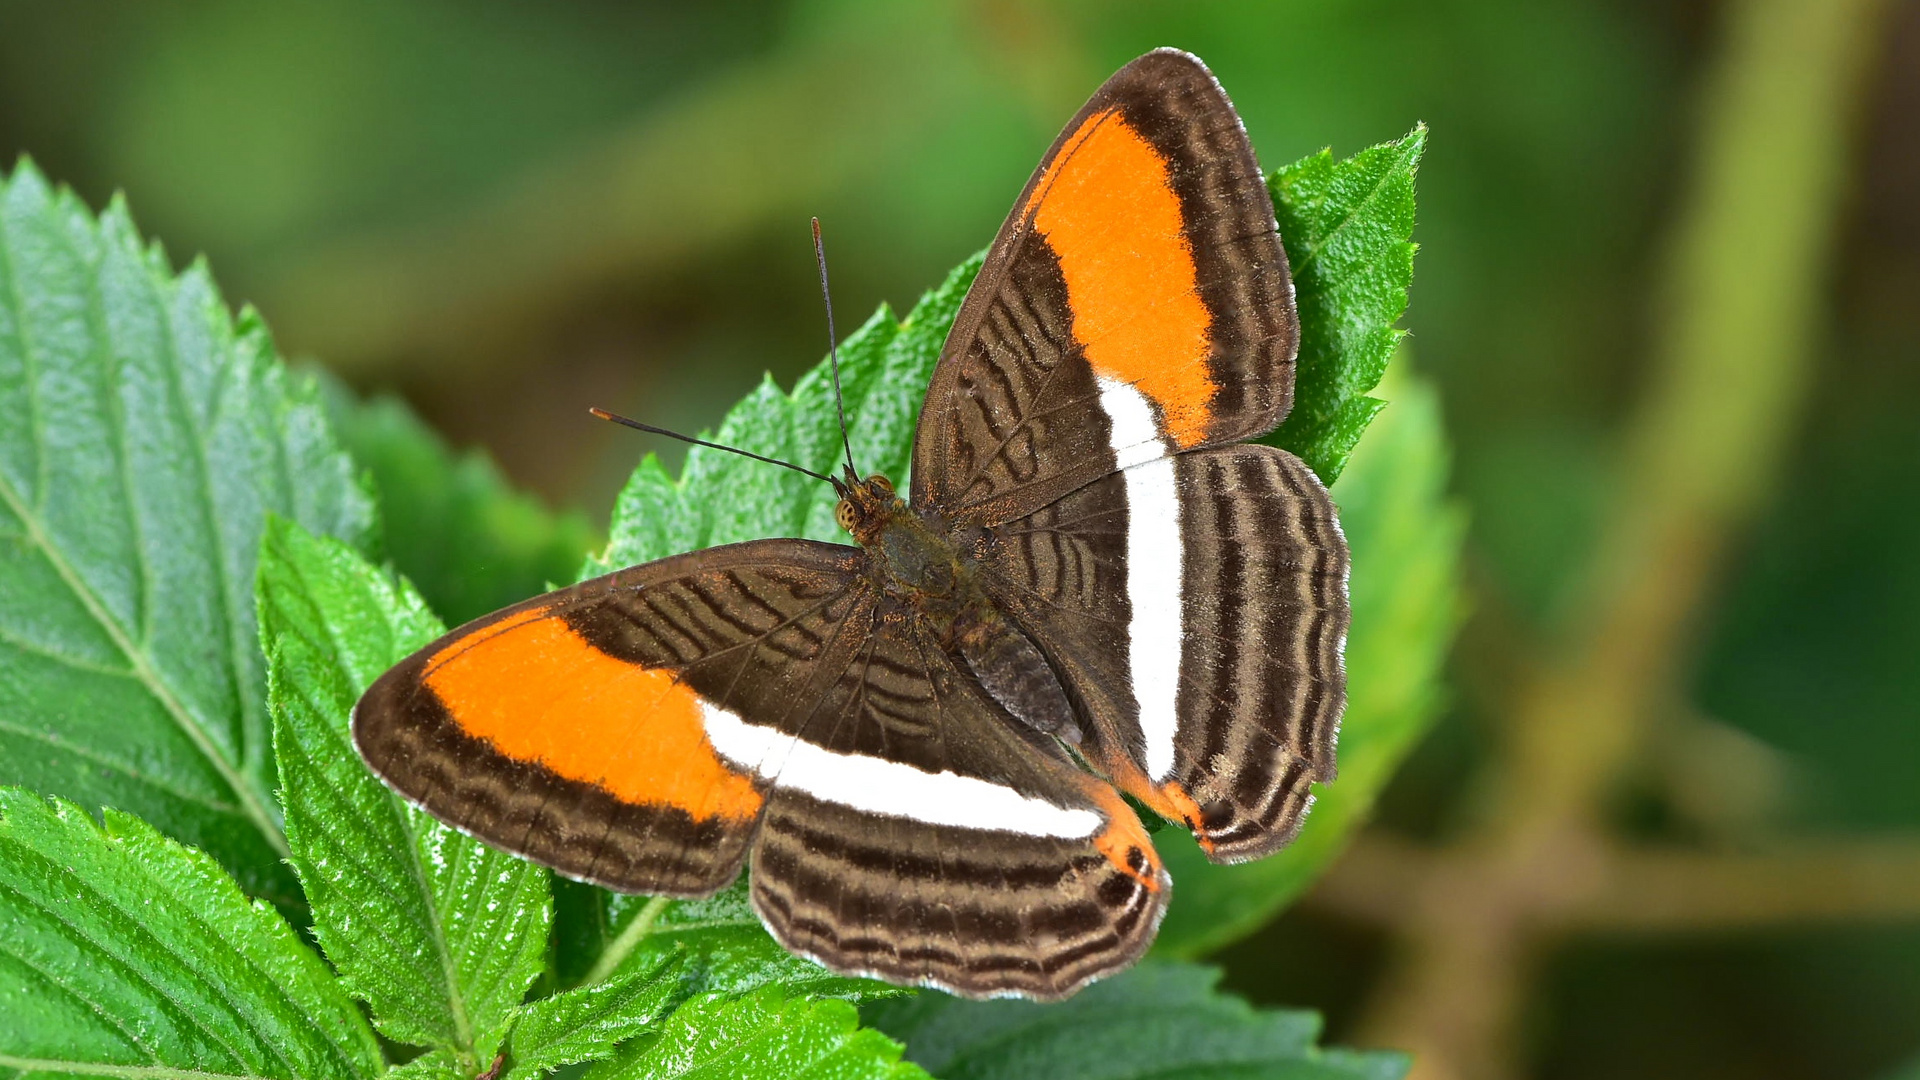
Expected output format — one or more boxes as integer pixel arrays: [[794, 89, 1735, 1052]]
[[954, 614, 1083, 746]]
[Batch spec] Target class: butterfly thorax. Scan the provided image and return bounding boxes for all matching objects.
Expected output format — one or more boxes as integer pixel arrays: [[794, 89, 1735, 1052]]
[[836, 473, 1085, 746], [836, 473, 970, 604]]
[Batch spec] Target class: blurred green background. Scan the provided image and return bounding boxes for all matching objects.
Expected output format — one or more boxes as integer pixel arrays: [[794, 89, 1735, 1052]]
[[4, 1, 1914, 1077]]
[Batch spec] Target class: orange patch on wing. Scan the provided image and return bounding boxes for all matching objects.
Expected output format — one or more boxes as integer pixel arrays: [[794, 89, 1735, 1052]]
[[422, 607, 763, 821], [1096, 754, 1218, 857], [1028, 109, 1215, 448], [1090, 788, 1165, 891], [1156, 782, 1215, 856]]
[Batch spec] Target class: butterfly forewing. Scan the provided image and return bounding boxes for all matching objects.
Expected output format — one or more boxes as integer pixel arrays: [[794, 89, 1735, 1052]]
[[911, 48, 1298, 526], [353, 540, 870, 896]]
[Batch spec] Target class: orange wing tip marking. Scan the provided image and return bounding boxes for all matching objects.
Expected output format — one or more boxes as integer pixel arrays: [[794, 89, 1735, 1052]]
[[1091, 789, 1165, 892], [421, 609, 763, 822], [1155, 782, 1215, 856], [1028, 108, 1216, 448], [1100, 759, 1219, 860]]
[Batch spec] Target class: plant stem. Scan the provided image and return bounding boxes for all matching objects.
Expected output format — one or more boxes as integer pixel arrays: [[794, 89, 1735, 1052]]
[[582, 895, 674, 987]]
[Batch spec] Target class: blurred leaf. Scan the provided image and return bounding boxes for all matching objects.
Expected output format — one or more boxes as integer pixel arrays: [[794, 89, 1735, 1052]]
[[321, 381, 598, 627], [594, 880, 905, 1006], [258, 518, 550, 1063], [0, 160, 375, 904], [0, 788, 383, 1080], [1266, 125, 1425, 485], [585, 986, 928, 1080], [867, 961, 1407, 1080], [1154, 368, 1463, 957], [506, 954, 689, 1080], [1880, 1052, 1920, 1080]]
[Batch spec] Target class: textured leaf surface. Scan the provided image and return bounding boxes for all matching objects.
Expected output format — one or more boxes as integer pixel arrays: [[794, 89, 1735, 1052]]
[[258, 519, 550, 1062], [1153, 368, 1461, 956], [0, 788, 382, 1080], [586, 987, 928, 1080], [386, 1050, 464, 1080], [596, 881, 905, 1005], [505, 954, 688, 1080], [1265, 126, 1425, 485], [321, 381, 597, 627], [0, 161, 376, 902], [868, 962, 1407, 1080]]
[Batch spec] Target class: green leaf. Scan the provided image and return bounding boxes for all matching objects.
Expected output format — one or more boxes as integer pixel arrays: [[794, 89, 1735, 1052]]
[[592, 880, 906, 1006], [505, 954, 689, 1080], [320, 380, 598, 627], [258, 518, 550, 1063], [0, 788, 383, 1080], [1266, 125, 1426, 485], [385, 1050, 465, 1080], [585, 987, 928, 1080], [1153, 367, 1463, 957], [0, 160, 376, 903], [867, 961, 1406, 1080]]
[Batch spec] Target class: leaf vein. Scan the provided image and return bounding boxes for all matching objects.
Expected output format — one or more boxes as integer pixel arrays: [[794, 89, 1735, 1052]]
[[0, 471, 289, 863]]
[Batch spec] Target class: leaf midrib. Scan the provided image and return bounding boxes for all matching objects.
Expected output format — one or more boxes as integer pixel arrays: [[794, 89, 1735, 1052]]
[[0, 206, 289, 865], [289, 553, 478, 1061], [147, 270, 261, 794], [0, 473, 289, 862], [0, 716, 247, 815], [1281, 134, 1420, 277], [0, 1055, 273, 1080]]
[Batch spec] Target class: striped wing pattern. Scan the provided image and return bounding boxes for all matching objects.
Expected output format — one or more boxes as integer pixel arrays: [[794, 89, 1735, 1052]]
[[983, 445, 1348, 861], [750, 599, 1165, 999], [355, 541, 866, 895], [912, 48, 1297, 527]]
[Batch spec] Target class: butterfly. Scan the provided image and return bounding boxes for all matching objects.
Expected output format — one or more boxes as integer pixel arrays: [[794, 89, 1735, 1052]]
[[353, 48, 1349, 1001]]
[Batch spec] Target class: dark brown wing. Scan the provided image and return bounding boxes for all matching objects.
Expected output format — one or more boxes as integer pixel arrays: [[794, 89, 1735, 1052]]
[[352, 539, 870, 896], [744, 592, 1167, 1001], [910, 48, 1296, 527], [981, 444, 1349, 862]]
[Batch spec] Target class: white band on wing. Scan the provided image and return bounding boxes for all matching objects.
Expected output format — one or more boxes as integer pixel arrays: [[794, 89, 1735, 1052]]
[[701, 702, 1105, 839], [1095, 375, 1185, 783]]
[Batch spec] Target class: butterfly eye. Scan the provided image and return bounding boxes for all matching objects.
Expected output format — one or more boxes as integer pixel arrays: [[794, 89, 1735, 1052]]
[[836, 500, 857, 532], [868, 475, 894, 494]]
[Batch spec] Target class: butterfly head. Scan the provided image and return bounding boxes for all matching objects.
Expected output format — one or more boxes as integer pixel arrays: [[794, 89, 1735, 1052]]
[[834, 473, 900, 544]]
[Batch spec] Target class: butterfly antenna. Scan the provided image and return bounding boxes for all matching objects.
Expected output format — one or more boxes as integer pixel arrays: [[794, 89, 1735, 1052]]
[[589, 407, 845, 493], [812, 217, 859, 481]]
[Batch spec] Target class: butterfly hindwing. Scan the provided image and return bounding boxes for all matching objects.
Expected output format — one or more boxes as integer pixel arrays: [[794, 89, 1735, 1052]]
[[981, 444, 1349, 862], [744, 594, 1167, 1000], [352, 540, 870, 896], [911, 48, 1297, 526]]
